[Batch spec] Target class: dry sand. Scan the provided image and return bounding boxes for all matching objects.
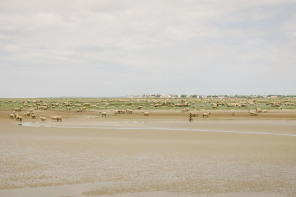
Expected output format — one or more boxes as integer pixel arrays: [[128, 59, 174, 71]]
[[0, 110, 296, 197]]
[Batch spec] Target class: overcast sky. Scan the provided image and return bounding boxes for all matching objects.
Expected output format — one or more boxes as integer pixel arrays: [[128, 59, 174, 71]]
[[0, 0, 295, 97]]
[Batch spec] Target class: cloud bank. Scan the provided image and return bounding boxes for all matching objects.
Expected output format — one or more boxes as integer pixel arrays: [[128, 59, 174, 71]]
[[0, 0, 295, 97]]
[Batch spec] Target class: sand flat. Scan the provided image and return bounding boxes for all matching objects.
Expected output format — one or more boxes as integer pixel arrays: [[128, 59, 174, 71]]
[[0, 110, 296, 196]]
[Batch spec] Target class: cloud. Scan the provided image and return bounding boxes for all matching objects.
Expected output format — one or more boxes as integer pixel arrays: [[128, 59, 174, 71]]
[[0, 0, 296, 97]]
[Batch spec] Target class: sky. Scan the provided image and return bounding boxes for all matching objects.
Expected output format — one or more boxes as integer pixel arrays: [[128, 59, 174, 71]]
[[0, 0, 296, 98]]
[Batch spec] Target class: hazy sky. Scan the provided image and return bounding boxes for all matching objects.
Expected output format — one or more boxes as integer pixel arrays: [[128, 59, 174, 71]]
[[0, 0, 295, 97]]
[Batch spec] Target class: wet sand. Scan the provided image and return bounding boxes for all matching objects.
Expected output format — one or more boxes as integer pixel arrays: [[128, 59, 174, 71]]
[[0, 110, 296, 196]]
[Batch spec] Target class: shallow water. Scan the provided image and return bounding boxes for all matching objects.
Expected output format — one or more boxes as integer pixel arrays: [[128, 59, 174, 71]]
[[0, 183, 283, 197], [2, 120, 296, 196], [0, 182, 105, 197], [22, 120, 296, 137]]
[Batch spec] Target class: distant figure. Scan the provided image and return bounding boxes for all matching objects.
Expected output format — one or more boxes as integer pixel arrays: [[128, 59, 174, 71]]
[[189, 113, 193, 122], [232, 112, 235, 116]]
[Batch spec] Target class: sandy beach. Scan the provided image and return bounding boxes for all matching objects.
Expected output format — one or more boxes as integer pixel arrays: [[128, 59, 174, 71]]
[[0, 110, 296, 197], [1, 0, 296, 195]]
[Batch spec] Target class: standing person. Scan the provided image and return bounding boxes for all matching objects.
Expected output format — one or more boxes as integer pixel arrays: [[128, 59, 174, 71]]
[[189, 113, 193, 122]]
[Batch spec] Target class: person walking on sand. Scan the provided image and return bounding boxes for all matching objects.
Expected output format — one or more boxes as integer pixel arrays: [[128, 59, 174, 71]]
[[189, 113, 193, 122]]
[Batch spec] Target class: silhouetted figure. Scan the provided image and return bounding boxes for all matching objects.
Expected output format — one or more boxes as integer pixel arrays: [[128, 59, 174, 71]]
[[189, 113, 193, 122]]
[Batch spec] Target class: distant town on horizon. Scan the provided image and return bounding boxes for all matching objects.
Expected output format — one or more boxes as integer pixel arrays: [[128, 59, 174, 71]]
[[125, 94, 296, 99], [31, 94, 296, 99]]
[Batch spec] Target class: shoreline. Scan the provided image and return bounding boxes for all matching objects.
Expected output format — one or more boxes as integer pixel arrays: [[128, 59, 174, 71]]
[[1, 108, 296, 120]]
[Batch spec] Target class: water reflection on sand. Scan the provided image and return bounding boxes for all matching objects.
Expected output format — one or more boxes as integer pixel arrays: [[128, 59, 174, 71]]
[[0, 182, 283, 197], [22, 119, 296, 137], [1, 119, 296, 197]]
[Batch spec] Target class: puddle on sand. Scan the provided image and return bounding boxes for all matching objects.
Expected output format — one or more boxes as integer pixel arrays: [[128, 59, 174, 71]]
[[0, 182, 108, 197], [22, 121, 296, 137], [0, 183, 282, 197], [100, 192, 281, 197]]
